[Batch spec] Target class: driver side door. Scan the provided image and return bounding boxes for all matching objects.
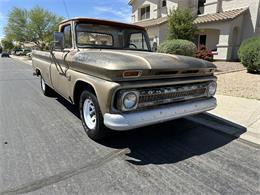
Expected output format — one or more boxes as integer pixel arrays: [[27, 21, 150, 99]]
[[50, 24, 73, 99]]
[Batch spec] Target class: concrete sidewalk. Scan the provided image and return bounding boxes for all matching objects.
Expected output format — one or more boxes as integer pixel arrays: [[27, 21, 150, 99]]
[[210, 95, 260, 144], [188, 95, 260, 145]]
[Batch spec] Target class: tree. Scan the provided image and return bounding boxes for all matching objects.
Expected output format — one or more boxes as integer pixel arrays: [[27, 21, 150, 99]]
[[4, 7, 29, 43], [1, 38, 14, 51], [4, 7, 64, 50], [167, 8, 198, 42], [27, 7, 64, 50]]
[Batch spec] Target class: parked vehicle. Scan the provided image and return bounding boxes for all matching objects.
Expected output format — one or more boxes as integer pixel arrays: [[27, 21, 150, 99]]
[[13, 49, 23, 56], [22, 49, 32, 56], [32, 18, 217, 140], [1, 52, 10, 58], [26, 52, 32, 58]]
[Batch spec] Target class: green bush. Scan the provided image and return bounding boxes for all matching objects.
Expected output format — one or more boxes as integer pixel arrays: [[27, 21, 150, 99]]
[[158, 39, 197, 57], [167, 8, 198, 42], [238, 36, 260, 73]]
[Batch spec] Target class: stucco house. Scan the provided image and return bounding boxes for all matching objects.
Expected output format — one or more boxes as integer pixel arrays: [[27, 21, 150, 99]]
[[128, 0, 260, 60]]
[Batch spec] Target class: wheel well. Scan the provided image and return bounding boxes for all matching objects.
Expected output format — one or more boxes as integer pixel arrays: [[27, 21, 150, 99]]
[[73, 81, 96, 105], [35, 69, 41, 76]]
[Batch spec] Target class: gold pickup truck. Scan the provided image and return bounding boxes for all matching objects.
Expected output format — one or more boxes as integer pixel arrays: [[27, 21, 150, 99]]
[[32, 18, 217, 140]]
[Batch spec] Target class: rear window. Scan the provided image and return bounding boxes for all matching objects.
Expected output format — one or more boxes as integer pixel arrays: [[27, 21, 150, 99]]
[[77, 32, 113, 46]]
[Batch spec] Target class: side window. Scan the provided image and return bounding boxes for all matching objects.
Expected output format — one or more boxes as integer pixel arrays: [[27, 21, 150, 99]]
[[129, 33, 148, 50], [63, 25, 72, 48]]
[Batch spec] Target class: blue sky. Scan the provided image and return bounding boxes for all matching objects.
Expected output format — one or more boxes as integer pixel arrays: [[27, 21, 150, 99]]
[[0, 0, 131, 39]]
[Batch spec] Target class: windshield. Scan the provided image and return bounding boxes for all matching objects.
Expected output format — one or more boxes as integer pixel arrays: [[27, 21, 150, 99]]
[[75, 23, 151, 51]]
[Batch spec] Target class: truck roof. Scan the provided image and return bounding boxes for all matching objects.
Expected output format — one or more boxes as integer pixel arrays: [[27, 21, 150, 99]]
[[60, 17, 145, 30]]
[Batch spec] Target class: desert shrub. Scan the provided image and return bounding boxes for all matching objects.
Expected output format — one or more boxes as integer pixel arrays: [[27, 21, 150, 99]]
[[168, 8, 198, 42], [195, 45, 214, 62], [157, 39, 197, 57], [238, 36, 260, 73]]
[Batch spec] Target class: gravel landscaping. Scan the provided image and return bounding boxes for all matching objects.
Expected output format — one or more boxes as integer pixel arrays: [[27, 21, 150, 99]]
[[216, 70, 260, 100]]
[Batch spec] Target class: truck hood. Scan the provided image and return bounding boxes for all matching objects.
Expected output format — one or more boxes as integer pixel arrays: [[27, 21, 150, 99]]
[[71, 49, 216, 81]]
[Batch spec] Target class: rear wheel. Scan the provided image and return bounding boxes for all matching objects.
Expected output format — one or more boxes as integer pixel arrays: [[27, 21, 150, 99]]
[[40, 76, 53, 96], [79, 90, 110, 140]]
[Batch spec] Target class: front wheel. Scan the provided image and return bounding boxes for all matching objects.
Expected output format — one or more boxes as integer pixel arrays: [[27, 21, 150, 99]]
[[40, 76, 53, 96], [79, 90, 110, 140]]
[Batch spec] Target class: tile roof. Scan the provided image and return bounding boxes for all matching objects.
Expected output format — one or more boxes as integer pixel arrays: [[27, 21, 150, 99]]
[[133, 17, 168, 27], [133, 8, 248, 28], [194, 8, 248, 24]]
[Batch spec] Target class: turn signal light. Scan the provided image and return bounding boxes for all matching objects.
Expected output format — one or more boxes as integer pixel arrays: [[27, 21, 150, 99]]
[[123, 71, 142, 78]]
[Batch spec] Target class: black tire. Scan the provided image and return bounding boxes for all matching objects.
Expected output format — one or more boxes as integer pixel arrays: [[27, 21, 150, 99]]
[[79, 90, 110, 140], [40, 75, 53, 96]]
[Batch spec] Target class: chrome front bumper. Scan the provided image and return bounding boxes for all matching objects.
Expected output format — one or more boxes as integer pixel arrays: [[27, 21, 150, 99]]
[[104, 98, 217, 131]]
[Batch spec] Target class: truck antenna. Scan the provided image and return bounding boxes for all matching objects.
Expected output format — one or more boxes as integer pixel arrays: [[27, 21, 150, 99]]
[[62, 0, 70, 18]]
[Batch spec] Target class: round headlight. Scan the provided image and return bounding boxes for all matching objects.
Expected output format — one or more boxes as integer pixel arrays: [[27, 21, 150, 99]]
[[123, 92, 138, 110], [208, 82, 217, 96]]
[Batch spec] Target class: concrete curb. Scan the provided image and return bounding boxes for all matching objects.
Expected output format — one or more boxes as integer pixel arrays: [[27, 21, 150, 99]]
[[186, 113, 260, 145], [215, 68, 246, 75]]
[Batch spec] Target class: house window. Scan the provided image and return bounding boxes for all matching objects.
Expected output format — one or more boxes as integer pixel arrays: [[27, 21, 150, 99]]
[[140, 6, 150, 20], [162, 0, 167, 7], [197, 0, 206, 15]]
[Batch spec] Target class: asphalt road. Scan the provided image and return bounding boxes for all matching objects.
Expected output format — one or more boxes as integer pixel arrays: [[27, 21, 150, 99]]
[[0, 58, 259, 195]]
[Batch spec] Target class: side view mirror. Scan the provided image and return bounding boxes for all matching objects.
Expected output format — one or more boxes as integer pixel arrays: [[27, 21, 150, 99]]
[[53, 32, 64, 50]]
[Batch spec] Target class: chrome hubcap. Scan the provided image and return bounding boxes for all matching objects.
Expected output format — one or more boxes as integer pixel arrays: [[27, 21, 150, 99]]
[[41, 78, 46, 91], [83, 98, 96, 130]]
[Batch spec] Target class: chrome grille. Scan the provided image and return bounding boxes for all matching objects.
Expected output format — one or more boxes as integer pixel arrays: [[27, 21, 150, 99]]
[[137, 83, 207, 108]]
